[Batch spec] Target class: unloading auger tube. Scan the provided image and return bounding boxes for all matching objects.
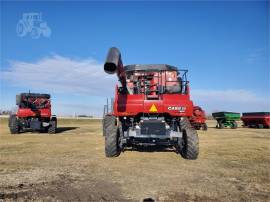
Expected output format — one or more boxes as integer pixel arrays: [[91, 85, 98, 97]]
[[104, 47, 126, 87]]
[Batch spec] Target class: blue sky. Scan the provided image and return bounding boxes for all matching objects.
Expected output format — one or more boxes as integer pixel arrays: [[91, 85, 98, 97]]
[[1, 1, 269, 116]]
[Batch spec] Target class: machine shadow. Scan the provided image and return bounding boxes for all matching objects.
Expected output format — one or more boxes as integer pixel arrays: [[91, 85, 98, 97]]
[[124, 145, 176, 153], [56, 127, 79, 133]]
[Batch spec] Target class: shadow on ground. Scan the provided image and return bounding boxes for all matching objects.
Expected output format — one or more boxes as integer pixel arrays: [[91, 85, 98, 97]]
[[57, 127, 78, 133], [125, 145, 176, 153]]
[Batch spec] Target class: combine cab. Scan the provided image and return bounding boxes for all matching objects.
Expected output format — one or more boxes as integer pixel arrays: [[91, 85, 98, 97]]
[[8, 93, 57, 134], [190, 106, 207, 130], [103, 47, 199, 159], [241, 112, 270, 128]]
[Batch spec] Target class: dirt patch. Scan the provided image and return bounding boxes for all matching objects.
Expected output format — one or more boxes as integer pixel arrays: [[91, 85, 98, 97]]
[[0, 173, 127, 201]]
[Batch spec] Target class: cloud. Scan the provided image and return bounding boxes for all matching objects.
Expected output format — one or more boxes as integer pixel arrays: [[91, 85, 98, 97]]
[[192, 89, 270, 113], [1, 55, 269, 115], [1, 55, 116, 96]]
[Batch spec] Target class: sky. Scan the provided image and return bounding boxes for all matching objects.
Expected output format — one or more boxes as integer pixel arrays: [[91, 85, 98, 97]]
[[0, 1, 269, 117]]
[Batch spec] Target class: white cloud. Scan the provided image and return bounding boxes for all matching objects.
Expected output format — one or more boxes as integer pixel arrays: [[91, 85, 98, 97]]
[[192, 89, 270, 113], [1, 55, 116, 96], [1, 55, 269, 115]]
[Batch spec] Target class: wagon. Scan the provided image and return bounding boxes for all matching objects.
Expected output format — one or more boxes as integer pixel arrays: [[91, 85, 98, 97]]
[[212, 112, 240, 129], [241, 112, 270, 128], [190, 106, 207, 130]]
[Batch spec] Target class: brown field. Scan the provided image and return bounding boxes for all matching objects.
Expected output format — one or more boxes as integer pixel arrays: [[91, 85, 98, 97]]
[[0, 118, 269, 201]]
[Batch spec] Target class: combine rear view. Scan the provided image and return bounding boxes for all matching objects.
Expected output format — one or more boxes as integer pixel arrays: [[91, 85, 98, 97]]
[[190, 106, 207, 130], [103, 47, 199, 159], [8, 93, 57, 134]]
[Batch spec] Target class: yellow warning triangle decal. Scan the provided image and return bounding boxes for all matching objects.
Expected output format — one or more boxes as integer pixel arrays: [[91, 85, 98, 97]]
[[149, 104, 158, 112]]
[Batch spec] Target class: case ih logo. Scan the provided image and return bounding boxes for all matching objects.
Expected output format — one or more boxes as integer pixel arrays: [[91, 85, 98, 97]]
[[168, 106, 186, 112]]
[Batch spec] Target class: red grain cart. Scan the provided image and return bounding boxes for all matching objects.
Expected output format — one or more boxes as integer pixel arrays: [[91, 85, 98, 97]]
[[190, 106, 207, 130], [241, 112, 270, 128]]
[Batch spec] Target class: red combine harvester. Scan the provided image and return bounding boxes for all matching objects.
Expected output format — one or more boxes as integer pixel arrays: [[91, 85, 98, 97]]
[[8, 93, 57, 134], [189, 106, 208, 130], [241, 112, 270, 128], [103, 47, 199, 159]]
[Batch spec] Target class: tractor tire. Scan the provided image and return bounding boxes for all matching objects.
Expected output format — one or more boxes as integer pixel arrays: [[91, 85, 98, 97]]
[[218, 121, 224, 129], [48, 120, 57, 134], [202, 123, 208, 131], [231, 121, 238, 129], [258, 124, 264, 129], [103, 114, 114, 136], [9, 115, 20, 134], [179, 118, 199, 160], [104, 115, 120, 157]]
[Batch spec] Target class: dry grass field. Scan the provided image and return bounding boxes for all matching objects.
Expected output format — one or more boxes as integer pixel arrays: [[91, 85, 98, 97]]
[[0, 118, 269, 201]]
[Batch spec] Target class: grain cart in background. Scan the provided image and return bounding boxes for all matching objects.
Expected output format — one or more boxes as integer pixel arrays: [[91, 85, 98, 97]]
[[103, 47, 199, 159], [190, 106, 208, 130], [8, 93, 57, 134], [212, 111, 240, 129], [241, 112, 270, 128]]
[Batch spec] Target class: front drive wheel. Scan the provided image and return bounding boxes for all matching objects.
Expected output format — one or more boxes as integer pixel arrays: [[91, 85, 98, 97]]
[[202, 123, 208, 131], [231, 121, 238, 129], [178, 118, 199, 160], [104, 115, 120, 157], [9, 115, 20, 134], [48, 120, 57, 134], [218, 121, 224, 129]]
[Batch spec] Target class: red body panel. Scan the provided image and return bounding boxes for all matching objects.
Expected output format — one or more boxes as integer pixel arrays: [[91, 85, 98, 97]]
[[16, 96, 52, 118], [113, 86, 193, 117], [17, 108, 51, 118], [189, 106, 206, 124], [241, 115, 270, 127], [105, 58, 194, 118]]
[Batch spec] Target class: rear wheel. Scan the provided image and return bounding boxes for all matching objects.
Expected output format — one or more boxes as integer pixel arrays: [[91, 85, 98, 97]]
[[258, 124, 264, 129], [9, 115, 20, 134], [202, 123, 208, 131], [218, 121, 224, 129], [104, 115, 120, 157], [48, 120, 57, 134], [231, 121, 238, 129], [178, 118, 199, 160]]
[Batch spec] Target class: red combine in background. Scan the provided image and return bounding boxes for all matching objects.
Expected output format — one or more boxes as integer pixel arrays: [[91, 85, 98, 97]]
[[241, 112, 270, 128], [8, 93, 57, 134], [190, 106, 208, 130], [103, 47, 199, 159]]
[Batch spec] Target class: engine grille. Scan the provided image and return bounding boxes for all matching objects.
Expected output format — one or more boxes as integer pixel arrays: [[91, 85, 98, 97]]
[[140, 120, 166, 136]]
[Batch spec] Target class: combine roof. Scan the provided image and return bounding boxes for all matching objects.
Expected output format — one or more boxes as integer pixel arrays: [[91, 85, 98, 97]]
[[19, 93, 50, 99], [124, 64, 178, 72], [242, 112, 270, 116]]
